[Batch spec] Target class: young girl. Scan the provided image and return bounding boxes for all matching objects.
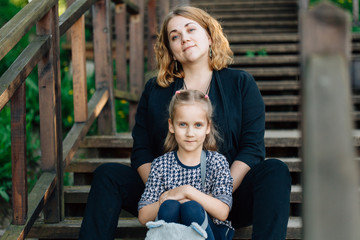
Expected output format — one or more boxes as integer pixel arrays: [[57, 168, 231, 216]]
[[138, 90, 234, 240]]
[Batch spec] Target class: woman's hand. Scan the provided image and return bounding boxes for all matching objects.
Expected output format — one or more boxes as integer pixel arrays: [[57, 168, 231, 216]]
[[159, 185, 193, 204]]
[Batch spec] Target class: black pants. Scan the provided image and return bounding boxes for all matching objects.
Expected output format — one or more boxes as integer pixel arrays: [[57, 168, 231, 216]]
[[79, 159, 291, 240]]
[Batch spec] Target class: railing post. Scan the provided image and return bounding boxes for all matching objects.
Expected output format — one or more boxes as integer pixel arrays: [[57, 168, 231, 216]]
[[171, 0, 189, 8], [92, 0, 116, 134], [354, 0, 359, 24], [158, 0, 170, 26], [301, 2, 360, 239], [115, 2, 127, 91], [11, 83, 27, 225], [299, 0, 309, 11], [129, 0, 144, 129], [147, 0, 157, 72], [68, 0, 88, 123], [36, 3, 64, 223]]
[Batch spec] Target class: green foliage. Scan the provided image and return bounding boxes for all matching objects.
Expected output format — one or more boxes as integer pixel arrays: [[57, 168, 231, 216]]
[[0, 0, 131, 203], [245, 49, 268, 57], [310, 0, 358, 20]]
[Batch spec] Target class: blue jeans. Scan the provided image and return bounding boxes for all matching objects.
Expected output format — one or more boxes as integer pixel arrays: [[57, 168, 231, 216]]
[[157, 200, 234, 240]]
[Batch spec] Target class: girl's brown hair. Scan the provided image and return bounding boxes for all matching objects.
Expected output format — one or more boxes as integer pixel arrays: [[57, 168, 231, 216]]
[[163, 90, 220, 153], [155, 6, 234, 88]]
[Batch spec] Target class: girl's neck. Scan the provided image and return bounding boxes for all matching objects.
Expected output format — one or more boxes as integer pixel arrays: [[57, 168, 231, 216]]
[[177, 148, 203, 167]]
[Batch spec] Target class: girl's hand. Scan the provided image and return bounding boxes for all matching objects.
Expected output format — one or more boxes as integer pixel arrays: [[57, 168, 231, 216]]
[[159, 185, 193, 204]]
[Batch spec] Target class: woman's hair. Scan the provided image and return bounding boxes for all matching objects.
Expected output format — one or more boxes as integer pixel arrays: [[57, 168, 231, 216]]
[[163, 90, 220, 153], [155, 6, 234, 87]]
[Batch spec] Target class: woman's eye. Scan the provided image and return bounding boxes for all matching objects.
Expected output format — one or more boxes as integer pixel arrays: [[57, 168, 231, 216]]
[[189, 28, 195, 32], [171, 35, 179, 41]]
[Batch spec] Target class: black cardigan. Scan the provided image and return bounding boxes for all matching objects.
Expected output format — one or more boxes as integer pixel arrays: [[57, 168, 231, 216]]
[[131, 68, 265, 170]]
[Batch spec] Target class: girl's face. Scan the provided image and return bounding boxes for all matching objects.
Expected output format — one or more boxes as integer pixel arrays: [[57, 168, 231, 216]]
[[168, 102, 210, 155], [167, 16, 212, 67]]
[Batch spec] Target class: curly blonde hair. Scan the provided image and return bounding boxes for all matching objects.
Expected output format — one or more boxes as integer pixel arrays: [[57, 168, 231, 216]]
[[155, 6, 234, 88]]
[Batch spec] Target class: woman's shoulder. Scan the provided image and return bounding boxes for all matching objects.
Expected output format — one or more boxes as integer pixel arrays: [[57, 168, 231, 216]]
[[218, 68, 254, 80], [206, 151, 229, 167], [152, 151, 176, 165]]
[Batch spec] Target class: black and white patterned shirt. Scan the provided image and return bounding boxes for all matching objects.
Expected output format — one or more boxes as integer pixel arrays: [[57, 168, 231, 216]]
[[138, 150, 233, 228]]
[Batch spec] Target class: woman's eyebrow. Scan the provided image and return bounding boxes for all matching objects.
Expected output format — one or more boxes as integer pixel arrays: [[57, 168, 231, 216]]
[[168, 22, 197, 36]]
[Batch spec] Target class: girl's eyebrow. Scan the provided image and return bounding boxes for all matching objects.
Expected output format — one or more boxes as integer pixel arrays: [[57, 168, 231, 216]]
[[168, 22, 197, 36]]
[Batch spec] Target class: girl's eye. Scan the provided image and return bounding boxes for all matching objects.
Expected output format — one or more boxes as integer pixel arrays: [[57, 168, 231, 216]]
[[179, 123, 186, 127], [195, 123, 202, 127]]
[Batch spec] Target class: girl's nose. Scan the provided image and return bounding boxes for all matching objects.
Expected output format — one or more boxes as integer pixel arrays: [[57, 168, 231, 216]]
[[186, 127, 194, 136]]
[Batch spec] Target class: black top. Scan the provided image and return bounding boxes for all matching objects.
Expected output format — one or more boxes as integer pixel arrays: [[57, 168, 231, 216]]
[[131, 68, 265, 170]]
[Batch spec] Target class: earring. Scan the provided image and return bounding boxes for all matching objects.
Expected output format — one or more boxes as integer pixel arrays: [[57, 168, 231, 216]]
[[209, 46, 213, 59], [175, 60, 178, 72]]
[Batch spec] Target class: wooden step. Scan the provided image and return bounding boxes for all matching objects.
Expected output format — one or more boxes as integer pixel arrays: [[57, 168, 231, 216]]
[[238, 66, 300, 77], [78, 129, 360, 149], [228, 33, 299, 43], [63, 184, 302, 204], [222, 20, 298, 29], [193, 1, 298, 8], [231, 44, 299, 54], [214, 12, 297, 21], [66, 157, 302, 173], [263, 95, 360, 106], [27, 217, 302, 239], [233, 55, 299, 65], [224, 28, 298, 34], [257, 81, 300, 91]]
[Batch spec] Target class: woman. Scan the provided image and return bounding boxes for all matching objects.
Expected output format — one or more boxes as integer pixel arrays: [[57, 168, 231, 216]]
[[79, 6, 291, 240]]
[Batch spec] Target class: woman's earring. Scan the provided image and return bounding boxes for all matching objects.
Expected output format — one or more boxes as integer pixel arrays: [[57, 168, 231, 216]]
[[209, 46, 213, 59]]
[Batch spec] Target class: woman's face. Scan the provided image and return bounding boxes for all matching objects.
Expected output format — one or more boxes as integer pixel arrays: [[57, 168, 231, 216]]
[[167, 16, 212, 66]]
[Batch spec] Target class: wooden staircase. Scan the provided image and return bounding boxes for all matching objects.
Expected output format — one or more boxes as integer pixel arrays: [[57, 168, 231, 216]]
[[23, 0, 360, 239]]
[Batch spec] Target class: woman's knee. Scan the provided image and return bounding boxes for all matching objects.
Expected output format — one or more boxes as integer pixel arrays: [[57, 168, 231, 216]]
[[262, 159, 291, 185]]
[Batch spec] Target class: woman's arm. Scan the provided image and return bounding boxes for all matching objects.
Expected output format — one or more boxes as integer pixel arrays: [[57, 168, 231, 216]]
[[159, 185, 230, 221], [137, 163, 152, 184], [230, 160, 250, 192]]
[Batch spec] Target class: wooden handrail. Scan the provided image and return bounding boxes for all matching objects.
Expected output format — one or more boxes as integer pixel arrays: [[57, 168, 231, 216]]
[[0, 0, 57, 61], [0, 35, 51, 111], [59, 0, 96, 36], [0, 0, 146, 237]]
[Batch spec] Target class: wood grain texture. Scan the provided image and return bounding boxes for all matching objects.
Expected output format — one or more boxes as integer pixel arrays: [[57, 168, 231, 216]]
[[0, 0, 56, 61], [0, 35, 50, 111], [11, 83, 27, 225]]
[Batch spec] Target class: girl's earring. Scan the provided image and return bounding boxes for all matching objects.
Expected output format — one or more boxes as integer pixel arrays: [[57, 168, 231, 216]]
[[209, 46, 213, 59]]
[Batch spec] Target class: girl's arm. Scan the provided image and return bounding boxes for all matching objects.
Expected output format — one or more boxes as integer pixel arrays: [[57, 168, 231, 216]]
[[138, 201, 160, 225], [159, 185, 230, 221]]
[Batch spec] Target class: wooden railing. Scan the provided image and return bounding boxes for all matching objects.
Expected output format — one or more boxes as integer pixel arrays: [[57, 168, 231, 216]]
[[0, 0, 145, 239]]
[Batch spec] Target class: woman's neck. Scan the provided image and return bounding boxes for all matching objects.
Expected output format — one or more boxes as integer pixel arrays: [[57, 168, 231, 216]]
[[182, 65, 213, 93]]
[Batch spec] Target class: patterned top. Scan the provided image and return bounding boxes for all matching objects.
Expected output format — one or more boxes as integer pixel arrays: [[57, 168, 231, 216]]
[[138, 150, 233, 229]]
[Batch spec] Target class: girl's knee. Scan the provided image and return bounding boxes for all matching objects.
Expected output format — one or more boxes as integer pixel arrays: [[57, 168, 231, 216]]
[[180, 201, 205, 224], [160, 200, 181, 210], [158, 200, 181, 222]]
